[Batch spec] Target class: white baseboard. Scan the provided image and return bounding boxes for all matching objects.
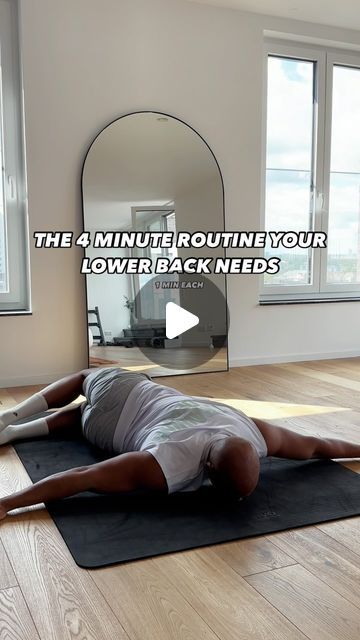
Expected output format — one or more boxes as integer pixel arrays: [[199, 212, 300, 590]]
[[0, 371, 78, 389], [229, 349, 360, 368]]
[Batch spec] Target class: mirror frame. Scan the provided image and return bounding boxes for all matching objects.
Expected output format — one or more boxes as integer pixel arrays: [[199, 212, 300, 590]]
[[81, 110, 228, 376]]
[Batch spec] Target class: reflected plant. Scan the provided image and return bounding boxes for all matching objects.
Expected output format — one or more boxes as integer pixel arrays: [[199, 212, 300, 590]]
[[123, 295, 135, 313]]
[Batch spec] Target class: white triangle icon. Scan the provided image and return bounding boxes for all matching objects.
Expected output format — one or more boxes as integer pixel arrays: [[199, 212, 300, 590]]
[[166, 302, 199, 339]]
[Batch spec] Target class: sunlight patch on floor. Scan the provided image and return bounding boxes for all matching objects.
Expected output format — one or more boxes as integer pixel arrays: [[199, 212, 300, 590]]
[[123, 364, 158, 372], [73, 382, 351, 421], [209, 398, 350, 420]]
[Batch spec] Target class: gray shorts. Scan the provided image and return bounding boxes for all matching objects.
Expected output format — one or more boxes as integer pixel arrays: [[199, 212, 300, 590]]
[[81, 367, 151, 452]]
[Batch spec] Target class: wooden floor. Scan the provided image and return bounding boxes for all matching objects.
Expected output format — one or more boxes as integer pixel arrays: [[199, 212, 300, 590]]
[[1, 358, 360, 639], [89, 344, 228, 376]]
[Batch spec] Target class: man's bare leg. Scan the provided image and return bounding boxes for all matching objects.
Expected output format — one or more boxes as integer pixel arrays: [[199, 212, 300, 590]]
[[251, 417, 360, 460], [46, 405, 83, 436], [39, 368, 93, 408], [0, 405, 83, 446], [0, 369, 93, 431]]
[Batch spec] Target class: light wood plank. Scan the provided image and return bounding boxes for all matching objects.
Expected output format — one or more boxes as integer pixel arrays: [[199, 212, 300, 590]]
[[246, 564, 360, 640], [2, 357, 360, 640], [213, 537, 297, 576], [153, 548, 308, 640], [305, 360, 360, 383], [92, 558, 219, 640], [277, 363, 360, 395], [90, 345, 227, 376], [163, 362, 359, 412], [0, 447, 130, 640], [0, 389, 17, 413], [268, 527, 360, 608], [317, 518, 360, 557], [0, 587, 40, 640], [3, 386, 43, 405], [0, 538, 17, 590], [339, 460, 360, 474]]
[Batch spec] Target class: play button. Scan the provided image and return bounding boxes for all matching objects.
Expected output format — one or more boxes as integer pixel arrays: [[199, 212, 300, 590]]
[[131, 274, 229, 373], [166, 302, 199, 339]]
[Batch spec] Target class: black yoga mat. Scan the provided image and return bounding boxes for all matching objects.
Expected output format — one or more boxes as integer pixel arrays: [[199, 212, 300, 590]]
[[13, 435, 360, 568]]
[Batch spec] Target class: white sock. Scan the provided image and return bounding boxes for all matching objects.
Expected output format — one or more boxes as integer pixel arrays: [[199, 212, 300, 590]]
[[0, 418, 49, 446], [0, 393, 48, 431]]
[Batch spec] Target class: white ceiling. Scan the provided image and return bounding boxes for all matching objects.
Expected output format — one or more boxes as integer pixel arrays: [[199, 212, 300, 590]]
[[186, 0, 360, 32]]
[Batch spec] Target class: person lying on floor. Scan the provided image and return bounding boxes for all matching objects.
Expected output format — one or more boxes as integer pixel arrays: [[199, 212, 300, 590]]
[[0, 367, 359, 521]]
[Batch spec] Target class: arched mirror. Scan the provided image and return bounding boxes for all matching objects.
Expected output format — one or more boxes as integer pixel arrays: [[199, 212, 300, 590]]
[[82, 111, 228, 377]]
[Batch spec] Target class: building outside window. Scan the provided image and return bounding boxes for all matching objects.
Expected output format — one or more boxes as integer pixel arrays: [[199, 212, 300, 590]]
[[261, 40, 360, 302], [0, 0, 30, 313]]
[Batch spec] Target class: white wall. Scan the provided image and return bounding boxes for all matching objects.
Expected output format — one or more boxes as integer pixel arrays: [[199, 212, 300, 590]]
[[1, 0, 360, 385]]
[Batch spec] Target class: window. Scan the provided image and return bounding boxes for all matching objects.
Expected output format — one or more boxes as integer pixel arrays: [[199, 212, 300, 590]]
[[0, 0, 30, 313], [261, 41, 360, 302], [131, 205, 179, 320]]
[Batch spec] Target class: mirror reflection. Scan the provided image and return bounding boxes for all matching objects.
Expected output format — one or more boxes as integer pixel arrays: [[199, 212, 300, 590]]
[[82, 112, 228, 376]]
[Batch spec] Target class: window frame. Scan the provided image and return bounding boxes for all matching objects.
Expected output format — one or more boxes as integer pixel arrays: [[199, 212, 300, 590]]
[[0, 0, 30, 314], [130, 205, 178, 323], [260, 39, 360, 303]]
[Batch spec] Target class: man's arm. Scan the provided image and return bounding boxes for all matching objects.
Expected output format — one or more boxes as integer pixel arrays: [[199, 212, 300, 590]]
[[250, 416, 360, 459], [0, 451, 167, 520]]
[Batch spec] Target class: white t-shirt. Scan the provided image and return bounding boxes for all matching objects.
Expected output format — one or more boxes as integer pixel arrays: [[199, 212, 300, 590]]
[[113, 380, 267, 493]]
